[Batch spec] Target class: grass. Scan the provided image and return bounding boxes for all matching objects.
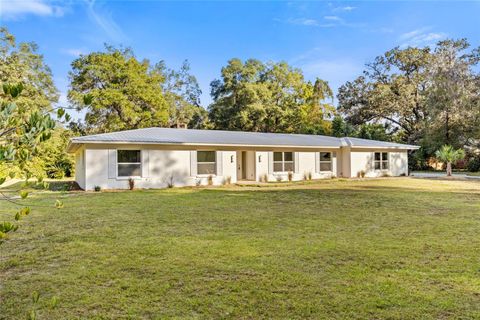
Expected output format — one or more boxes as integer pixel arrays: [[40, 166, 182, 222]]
[[1, 178, 480, 319]]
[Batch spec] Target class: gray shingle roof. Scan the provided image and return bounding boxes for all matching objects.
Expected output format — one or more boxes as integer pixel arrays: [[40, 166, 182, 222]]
[[69, 127, 419, 151]]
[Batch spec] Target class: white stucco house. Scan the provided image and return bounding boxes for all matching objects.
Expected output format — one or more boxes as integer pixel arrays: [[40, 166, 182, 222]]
[[67, 128, 419, 190]]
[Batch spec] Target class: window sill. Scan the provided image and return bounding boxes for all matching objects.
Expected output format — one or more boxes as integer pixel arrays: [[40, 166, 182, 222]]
[[116, 176, 142, 180]]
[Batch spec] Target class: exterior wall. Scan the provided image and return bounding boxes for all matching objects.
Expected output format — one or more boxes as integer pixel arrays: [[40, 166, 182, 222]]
[[76, 144, 410, 190], [349, 150, 408, 178], [257, 151, 337, 182], [74, 148, 86, 190], [255, 151, 269, 181], [222, 151, 237, 183], [83, 147, 238, 190], [341, 147, 351, 178], [85, 149, 109, 190]]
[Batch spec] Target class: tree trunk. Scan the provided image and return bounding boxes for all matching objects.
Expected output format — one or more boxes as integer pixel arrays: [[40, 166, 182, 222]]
[[446, 162, 452, 176]]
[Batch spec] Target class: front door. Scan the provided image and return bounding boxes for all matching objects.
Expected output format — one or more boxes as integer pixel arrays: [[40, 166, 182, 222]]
[[241, 151, 247, 180]]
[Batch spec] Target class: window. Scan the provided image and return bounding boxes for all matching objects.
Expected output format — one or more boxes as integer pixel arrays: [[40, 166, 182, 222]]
[[319, 152, 332, 171], [374, 152, 389, 170], [197, 151, 216, 175], [117, 150, 141, 177], [273, 152, 294, 172]]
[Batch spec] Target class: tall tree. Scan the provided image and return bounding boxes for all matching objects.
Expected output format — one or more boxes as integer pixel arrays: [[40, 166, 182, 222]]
[[338, 46, 431, 145], [68, 46, 169, 133], [157, 60, 210, 129], [208, 58, 333, 134], [425, 39, 480, 151], [0, 27, 59, 112], [338, 39, 480, 155]]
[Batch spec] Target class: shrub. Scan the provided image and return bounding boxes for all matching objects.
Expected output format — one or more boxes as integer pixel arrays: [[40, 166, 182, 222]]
[[195, 178, 202, 186], [275, 175, 283, 182], [303, 173, 308, 181], [128, 178, 135, 190], [207, 175, 214, 186], [357, 170, 366, 178], [165, 174, 175, 188], [94, 186, 101, 192], [224, 176, 232, 185], [308, 172, 312, 180], [381, 172, 391, 177], [262, 174, 268, 183], [467, 156, 480, 172], [288, 171, 293, 182]]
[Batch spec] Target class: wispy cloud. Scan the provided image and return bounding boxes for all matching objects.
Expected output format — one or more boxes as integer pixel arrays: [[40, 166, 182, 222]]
[[284, 15, 360, 28], [85, 0, 127, 43], [62, 48, 86, 57], [286, 18, 320, 26], [333, 6, 356, 12], [324, 15, 343, 22], [399, 27, 447, 48], [0, 0, 65, 20]]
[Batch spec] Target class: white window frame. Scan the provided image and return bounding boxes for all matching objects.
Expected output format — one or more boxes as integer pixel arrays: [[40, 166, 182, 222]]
[[117, 150, 142, 178], [197, 151, 217, 176], [273, 152, 294, 173], [319, 152, 333, 172], [374, 152, 389, 170]]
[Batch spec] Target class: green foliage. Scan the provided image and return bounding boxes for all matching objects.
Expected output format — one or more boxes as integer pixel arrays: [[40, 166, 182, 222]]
[[337, 39, 480, 167], [68, 46, 169, 133], [467, 156, 480, 172], [94, 185, 101, 192], [435, 145, 466, 175], [208, 59, 334, 134], [0, 28, 59, 112], [435, 145, 465, 163], [34, 126, 75, 179], [68, 47, 207, 133], [159, 60, 210, 129]]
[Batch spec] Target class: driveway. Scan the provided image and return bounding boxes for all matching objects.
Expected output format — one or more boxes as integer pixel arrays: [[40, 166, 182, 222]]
[[411, 172, 480, 180]]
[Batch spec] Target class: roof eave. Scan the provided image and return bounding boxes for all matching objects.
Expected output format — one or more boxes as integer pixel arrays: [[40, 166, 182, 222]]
[[67, 140, 342, 150]]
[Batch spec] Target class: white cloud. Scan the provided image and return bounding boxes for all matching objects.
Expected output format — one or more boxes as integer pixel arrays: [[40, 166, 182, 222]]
[[334, 6, 356, 12], [85, 0, 127, 43], [0, 0, 65, 20], [286, 18, 319, 26], [324, 15, 342, 21], [399, 27, 447, 48], [62, 48, 86, 57]]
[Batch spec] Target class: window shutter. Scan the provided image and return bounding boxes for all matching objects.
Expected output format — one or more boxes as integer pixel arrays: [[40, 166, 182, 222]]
[[108, 149, 117, 178], [190, 151, 197, 176], [315, 152, 320, 173], [268, 152, 273, 174], [141, 150, 149, 178], [332, 152, 337, 175], [216, 151, 223, 176], [294, 152, 300, 173]]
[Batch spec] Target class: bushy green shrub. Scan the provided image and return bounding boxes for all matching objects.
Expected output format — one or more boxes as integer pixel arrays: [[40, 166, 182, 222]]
[[467, 156, 480, 172]]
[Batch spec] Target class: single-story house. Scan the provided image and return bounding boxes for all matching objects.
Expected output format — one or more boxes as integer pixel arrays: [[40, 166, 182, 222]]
[[67, 128, 420, 190]]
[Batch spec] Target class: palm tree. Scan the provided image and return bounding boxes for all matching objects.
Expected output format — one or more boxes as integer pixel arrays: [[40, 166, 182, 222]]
[[435, 145, 465, 176]]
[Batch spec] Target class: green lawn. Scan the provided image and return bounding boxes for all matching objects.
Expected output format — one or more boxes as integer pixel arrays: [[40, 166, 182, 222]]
[[1, 178, 480, 319]]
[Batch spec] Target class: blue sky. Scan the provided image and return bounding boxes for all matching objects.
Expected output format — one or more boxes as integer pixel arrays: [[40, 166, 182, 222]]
[[1, 0, 479, 120]]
